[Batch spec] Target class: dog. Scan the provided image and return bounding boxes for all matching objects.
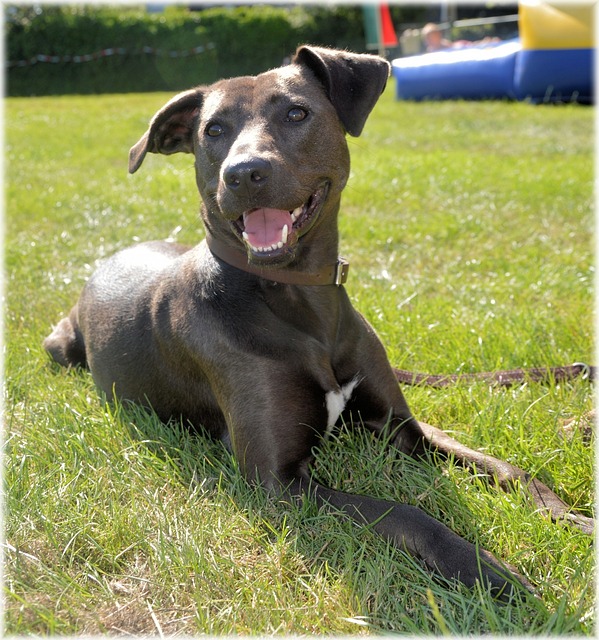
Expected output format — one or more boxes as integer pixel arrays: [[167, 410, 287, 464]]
[[44, 45, 592, 598]]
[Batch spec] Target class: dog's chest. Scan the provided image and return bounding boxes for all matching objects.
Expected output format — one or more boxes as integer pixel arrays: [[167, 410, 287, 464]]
[[324, 376, 360, 435]]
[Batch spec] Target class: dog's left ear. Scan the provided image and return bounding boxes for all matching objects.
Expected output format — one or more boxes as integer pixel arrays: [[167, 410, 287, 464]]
[[128, 88, 203, 174], [293, 45, 390, 137]]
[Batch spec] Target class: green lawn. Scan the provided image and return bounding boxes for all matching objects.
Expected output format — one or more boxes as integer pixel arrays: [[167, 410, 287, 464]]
[[5, 85, 594, 635]]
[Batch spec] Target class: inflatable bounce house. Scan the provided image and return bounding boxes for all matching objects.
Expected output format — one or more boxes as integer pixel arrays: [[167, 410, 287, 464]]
[[391, 1, 594, 102]]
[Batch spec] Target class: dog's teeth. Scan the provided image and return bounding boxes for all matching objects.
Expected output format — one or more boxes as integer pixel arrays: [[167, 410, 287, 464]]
[[253, 242, 288, 253], [242, 231, 249, 241], [282, 224, 288, 244]]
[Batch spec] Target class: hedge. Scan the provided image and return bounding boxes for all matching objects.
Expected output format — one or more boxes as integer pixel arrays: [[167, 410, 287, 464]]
[[6, 5, 366, 96]]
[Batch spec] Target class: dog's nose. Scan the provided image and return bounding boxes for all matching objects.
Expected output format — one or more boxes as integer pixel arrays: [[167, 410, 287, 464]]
[[223, 158, 272, 191]]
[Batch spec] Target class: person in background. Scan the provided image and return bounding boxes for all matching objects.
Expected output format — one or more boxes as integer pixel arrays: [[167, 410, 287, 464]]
[[421, 23, 452, 52], [422, 22, 501, 53]]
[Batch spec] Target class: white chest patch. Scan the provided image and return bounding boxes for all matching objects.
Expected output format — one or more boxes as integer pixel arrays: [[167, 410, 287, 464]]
[[325, 376, 361, 435]]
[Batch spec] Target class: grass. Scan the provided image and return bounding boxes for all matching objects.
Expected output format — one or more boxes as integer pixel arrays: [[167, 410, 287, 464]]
[[4, 84, 594, 635]]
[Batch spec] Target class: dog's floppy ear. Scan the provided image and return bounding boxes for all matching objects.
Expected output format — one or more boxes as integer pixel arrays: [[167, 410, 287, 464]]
[[293, 45, 390, 137], [128, 88, 203, 174]]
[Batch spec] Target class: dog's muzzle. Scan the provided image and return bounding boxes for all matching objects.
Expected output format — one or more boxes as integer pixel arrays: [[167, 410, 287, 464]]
[[231, 182, 330, 258]]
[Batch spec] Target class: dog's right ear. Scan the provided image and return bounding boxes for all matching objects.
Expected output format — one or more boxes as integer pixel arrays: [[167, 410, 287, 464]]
[[128, 88, 203, 174]]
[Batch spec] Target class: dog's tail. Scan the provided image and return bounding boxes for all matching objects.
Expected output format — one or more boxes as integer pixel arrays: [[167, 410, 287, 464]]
[[43, 304, 87, 368]]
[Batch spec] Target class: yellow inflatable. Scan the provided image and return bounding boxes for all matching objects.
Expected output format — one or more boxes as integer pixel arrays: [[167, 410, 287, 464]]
[[519, 1, 594, 50]]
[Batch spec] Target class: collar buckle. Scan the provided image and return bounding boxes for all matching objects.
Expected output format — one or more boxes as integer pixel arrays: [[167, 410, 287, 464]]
[[334, 258, 350, 286]]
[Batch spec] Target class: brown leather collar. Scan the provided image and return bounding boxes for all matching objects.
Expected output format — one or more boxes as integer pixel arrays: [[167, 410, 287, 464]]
[[205, 234, 349, 286]]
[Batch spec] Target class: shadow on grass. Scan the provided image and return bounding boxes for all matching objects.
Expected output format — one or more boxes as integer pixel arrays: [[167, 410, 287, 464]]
[[100, 393, 553, 633]]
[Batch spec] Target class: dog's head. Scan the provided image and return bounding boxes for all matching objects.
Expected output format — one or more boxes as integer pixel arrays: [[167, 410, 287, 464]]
[[129, 46, 390, 268]]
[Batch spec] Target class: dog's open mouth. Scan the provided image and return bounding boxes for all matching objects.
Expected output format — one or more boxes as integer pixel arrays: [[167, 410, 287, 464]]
[[233, 182, 329, 258]]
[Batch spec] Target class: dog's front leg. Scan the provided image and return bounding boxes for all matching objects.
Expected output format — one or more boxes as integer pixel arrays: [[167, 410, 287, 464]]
[[341, 336, 593, 536], [309, 482, 532, 599], [215, 362, 531, 598], [353, 374, 593, 534], [415, 421, 594, 535], [324, 354, 532, 595]]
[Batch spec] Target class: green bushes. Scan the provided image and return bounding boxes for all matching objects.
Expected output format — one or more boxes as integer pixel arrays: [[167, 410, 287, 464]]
[[6, 5, 366, 96]]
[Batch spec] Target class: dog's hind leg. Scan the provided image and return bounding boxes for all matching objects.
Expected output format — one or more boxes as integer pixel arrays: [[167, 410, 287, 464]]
[[43, 304, 87, 368], [415, 420, 594, 535]]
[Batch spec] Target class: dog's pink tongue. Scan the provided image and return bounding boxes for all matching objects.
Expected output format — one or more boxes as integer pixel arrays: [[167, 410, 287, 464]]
[[243, 208, 292, 247]]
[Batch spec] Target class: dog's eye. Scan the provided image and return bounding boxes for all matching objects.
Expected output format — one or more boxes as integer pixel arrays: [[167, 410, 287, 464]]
[[286, 107, 308, 123], [205, 122, 224, 137]]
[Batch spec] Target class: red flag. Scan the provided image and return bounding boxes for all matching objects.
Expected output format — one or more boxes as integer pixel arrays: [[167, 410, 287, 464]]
[[380, 4, 398, 47]]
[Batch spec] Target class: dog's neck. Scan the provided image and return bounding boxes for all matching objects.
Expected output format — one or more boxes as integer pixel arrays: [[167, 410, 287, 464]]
[[205, 233, 350, 286]]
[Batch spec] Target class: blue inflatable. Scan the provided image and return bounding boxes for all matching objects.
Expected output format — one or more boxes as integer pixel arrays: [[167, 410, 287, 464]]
[[514, 48, 593, 103], [392, 40, 520, 101]]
